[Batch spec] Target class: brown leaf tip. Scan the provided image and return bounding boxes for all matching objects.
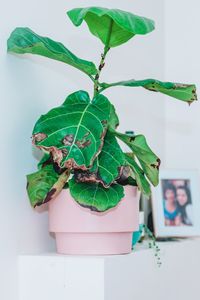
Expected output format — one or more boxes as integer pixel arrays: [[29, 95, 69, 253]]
[[44, 188, 57, 204]]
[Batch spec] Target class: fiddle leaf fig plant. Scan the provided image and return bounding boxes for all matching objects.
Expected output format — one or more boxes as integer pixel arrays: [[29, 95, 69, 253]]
[[7, 7, 197, 212]]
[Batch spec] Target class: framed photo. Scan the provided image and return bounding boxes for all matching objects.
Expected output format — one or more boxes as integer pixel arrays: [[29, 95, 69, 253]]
[[152, 170, 200, 238]]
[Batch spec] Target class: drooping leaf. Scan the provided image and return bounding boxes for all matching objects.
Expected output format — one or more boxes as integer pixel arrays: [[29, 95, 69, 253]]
[[108, 104, 119, 129], [67, 7, 155, 48], [32, 90, 111, 170], [26, 165, 70, 207], [74, 132, 125, 187], [100, 79, 197, 103], [7, 27, 97, 76], [125, 153, 151, 195], [113, 130, 160, 186], [69, 177, 124, 212]]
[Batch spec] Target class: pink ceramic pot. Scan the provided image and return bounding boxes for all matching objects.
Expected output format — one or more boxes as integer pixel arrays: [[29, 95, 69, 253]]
[[49, 186, 140, 255]]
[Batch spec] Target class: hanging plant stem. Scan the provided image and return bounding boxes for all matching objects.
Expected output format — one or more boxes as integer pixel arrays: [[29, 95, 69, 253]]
[[143, 224, 162, 267]]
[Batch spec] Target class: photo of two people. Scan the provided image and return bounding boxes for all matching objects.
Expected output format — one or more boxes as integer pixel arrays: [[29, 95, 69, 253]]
[[162, 179, 193, 227]]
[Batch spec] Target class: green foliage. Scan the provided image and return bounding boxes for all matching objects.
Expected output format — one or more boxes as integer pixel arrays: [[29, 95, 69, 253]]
[[8, 6, 197, 211], [32, 90, 111, 169], [125, 153, 151, 196], [100, 79, 197, 104], [27, 165, 69, 207], [7, 27, 97, 76], [67, 7, 155, 48], [113, 131, 160, 186], [69, 177, 124, 212], [75, 132, 126, 187]]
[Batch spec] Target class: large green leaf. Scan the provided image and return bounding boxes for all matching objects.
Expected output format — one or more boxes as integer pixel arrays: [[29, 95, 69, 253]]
[[27, 165, 69, 207], [100, 79, 197, 103], [7, 27, 97, 76], [125, 153, 151, 195], [113, 131, 160, 186], [32, 90, 111, 170], [67, 7, 155, 48], [75, 132, 125, 187], [69, 177, 124, 212]]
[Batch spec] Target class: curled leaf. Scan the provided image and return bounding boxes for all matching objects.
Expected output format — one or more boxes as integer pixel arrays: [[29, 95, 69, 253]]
[[26, 165, 70, 207], [67, 7, 155, 47]]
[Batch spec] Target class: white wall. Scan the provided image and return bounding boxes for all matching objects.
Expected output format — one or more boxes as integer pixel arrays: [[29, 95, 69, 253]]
[[0, 1, 165, 299], [164, 0, 200, 170]]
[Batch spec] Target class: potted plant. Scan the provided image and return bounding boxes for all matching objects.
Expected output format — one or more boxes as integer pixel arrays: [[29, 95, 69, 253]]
[[7, 7, 197, 255]]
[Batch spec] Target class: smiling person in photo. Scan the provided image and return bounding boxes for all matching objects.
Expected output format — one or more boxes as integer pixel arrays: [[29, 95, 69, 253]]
[[163, 183, 181, 226], [176, 186, 193, 226]]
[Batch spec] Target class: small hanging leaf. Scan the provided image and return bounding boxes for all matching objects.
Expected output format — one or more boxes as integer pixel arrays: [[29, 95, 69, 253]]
[[113, 130, 160, 186], [26, 165, 70, 207], [67, 7, 155, 48], [125, 153, 151, 195], [100, 79, 197, 103], [32, 90, 111, 170], [69, 177, 124, 212], [74, 132, 125, 187], [7, 27, 97, 76]]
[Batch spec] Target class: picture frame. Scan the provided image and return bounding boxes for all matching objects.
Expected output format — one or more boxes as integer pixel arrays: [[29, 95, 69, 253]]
[[152, 170, 200, 238]]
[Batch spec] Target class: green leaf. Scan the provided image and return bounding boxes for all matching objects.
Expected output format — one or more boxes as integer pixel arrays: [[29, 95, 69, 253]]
[[125, 153, 151, 195], [7, 27, 97, 76], [32, 90, 111, 170], [100, 79, 197, 103], [69, 177, 124, 212], [113, 131, 160, 186], [26, 165, 70, 207], [108, 104, 119, 129], [75, 131, 125, 187], [67, 7, 155, 48]]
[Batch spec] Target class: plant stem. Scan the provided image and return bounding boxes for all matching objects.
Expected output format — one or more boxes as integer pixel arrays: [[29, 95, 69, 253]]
[[93, 50, 108, 97], [93, 20, 113, 98]]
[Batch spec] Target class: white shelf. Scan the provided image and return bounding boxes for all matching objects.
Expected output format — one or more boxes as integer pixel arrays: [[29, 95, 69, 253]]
[[18, 239, 200, 300]]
